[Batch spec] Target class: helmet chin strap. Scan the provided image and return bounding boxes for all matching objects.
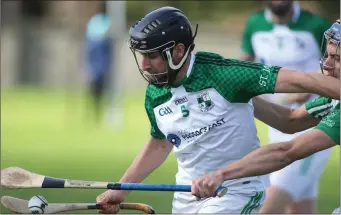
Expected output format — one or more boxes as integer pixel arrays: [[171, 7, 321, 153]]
[[165, 44, 193, 70]]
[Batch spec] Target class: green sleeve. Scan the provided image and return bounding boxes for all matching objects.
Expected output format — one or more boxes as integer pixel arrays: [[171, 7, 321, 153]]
[[194, 52, 280, 103], [145, 92, 165, 139], [216, 60, 280, 103], [305, 96, 333, 118], [241, 16, 255, 56], [305, 96, 327, 108], [315, 104, 340, 145]]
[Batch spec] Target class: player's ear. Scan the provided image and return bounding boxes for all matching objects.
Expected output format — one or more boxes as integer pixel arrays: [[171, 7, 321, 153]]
[[173, 43, 185, 61]]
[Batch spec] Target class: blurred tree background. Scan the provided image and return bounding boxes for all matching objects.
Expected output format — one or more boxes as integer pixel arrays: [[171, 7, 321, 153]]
[[125, 1, 340, 25], [1, 0, 339, 88], [316, 0, 340, 21]]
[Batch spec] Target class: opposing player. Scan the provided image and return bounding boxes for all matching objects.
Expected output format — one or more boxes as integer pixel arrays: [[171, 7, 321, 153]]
[[240, 1, 333, 213], [96, 7, 340, 214], [191, 19, 340, 212]]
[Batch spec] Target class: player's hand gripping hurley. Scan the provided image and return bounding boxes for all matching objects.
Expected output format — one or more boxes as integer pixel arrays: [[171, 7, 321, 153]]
[[1, 196, 155, 214], [1, 167, 228, 197]]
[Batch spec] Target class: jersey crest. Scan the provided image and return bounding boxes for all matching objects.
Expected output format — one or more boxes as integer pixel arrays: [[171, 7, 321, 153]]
[[197, 91, 214, 112]]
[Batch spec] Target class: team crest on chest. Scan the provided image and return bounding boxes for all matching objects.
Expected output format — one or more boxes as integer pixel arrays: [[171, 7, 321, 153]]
[[197, 91, 214, 112]]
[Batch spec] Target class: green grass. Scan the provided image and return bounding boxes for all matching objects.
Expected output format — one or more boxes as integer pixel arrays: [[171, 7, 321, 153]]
[[1, 88, 339, 214]]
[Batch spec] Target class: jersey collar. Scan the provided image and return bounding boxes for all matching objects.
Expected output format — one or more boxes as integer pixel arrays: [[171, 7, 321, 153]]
[[186, 53, 196, 78], [265, 1, 301, 24]]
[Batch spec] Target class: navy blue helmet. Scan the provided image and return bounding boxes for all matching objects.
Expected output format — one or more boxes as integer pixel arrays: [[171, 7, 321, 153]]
[[128, 7, 198, 86]]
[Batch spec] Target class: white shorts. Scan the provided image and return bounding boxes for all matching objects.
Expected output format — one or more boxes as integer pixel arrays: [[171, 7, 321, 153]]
[[172, 190, 265, 214], [268, 128, 332, 202]]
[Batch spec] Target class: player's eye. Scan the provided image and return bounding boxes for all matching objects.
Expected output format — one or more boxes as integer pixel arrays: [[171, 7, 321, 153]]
[[148, 52, 159, 59]]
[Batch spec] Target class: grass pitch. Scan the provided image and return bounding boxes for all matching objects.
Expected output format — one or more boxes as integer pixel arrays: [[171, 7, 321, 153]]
[[1, 88, 339, 213]]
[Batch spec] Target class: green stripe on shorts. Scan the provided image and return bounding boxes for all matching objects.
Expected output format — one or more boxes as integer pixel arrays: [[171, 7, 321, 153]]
[[241, 192, 263, 214], [246, 191, 263, 214]]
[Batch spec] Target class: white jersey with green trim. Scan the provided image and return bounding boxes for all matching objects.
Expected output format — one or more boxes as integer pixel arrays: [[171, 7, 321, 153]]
[[241, 2, 331, 107], [144, 51, 281, 193], [241, 3, 332, 145]]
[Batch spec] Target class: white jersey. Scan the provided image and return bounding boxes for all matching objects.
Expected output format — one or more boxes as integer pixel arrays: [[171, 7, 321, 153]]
[[241, 2, 331, 144], [145, 52, 282, 194], [241, 2, 331, 108]]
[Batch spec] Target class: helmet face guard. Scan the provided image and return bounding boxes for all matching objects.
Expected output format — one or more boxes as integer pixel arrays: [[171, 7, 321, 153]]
[[320, 20, 340, 75], [127, 7, 198, 86], [129, 41, 195, 86]]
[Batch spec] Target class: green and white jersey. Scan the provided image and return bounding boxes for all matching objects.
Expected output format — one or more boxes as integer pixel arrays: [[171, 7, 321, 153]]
[[242, 3, 331, 143], [242, 3, 331, 73], [242, 3, 331, 108], [308, 98, 340, 145], [145, 51, 280, 190]]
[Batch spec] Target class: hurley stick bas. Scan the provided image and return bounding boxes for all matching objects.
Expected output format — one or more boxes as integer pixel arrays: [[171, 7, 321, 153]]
[[1, 167, 228, 197], [1, 196, 156, 214]]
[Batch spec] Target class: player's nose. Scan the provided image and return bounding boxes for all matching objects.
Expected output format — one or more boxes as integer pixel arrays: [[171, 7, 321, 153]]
[[322, 57, 334, 75], [141, 55, 151, 71]]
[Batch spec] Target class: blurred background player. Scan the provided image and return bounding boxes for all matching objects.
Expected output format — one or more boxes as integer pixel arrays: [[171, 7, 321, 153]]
[[84, 2, 113, 124], [240, 0, 333, 213]]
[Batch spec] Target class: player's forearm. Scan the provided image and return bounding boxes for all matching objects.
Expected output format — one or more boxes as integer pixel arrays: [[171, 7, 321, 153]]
[[217, 143, 293, 180], [218, 129, 336, 180], [284, 93, 311, 103], [301, 73, 340, 99], [119, 137, 173, 184], [287, 106, 320, 133], [253, 97, 293, 132], [275, 69, 340, 99], [253, 97, 318, 133]]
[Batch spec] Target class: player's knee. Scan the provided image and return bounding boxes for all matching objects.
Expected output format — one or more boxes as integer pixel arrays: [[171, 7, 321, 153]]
[[260, 186, 293, 213], [287, 199, 316, 214]]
